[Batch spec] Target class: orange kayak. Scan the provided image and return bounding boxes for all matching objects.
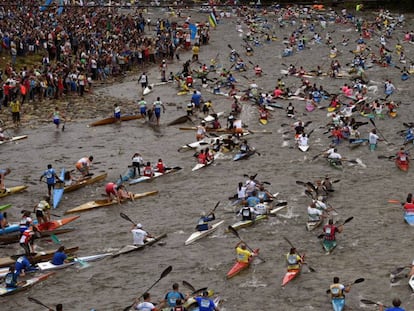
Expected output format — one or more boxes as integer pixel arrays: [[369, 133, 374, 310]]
[[282, 267, 301, 286], [36, 215, 80, 231], [226, 249, 259, 279], [396, 159, 409, 172]]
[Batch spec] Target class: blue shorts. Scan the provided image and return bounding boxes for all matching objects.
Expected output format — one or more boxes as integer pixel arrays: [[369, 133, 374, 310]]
[[140, 107, 147, 114], [114, 112, 121, 119], [53, 118, 60, 125], [154, 108, 161, 118]]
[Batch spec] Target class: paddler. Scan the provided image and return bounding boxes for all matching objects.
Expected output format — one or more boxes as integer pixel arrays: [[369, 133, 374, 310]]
[[239, 140, 251, 154], [4, 265, 20, 289], [131, 223, 154, 246], [114, 103, 121, 122], [286, 248, 303, 271], [196, 121, 207, 141], [105, 182, 122, 204], [196, 211, 216, 231], [254, 198, 268, 215], [152, 97, 166, 126], [143, 162, 155, 178], [238, 201, 255, 221], [396, 147, 409, 165], [34, 195, 51, 224], [0, 211, 8, 229], [14, 255, 35, 276], [155, 159, 166, 174], [138, 97, 147, 118], [19, 224, 38, 255], [75, 156, 93, 177], [323, 219, 343, 245], [19, 210, 33, 233], [195, 290, 219, 311], [0, 167, 11, 193], [329, 276, 351, 311], [327, 148, 342, 165], [307, 202, 327, 223], [161, 283, 187, 310], [235, 241, 254, 264], [368, 129, 380, 151], [379, 298, 405, 311], [132, 292, 157, 311], [51, 245, 70, 265], [49, 106, 65, 129], [39, 164, 61, 197]]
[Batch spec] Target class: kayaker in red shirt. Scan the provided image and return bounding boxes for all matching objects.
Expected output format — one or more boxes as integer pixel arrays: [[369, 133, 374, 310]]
[[404, 193, 414, 212], [143, 162, 155, 177], [396, 147, 409, 164], [156, 159, 166, 174], [323, 219, 343, 241]]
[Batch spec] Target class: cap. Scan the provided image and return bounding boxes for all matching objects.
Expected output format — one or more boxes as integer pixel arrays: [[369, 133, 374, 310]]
[[136, 223, 142, 229]]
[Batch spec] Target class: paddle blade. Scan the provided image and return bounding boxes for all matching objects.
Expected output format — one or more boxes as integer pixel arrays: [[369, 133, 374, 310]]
[[120, 213, 136, 225], [160, 265, 173, 279], [360, 299, 379, 305], [182, 280, 196, 292], [228, 225, 240, 239], [354, 278, 365, 284], [370, 118, 376, 128], [50, 234, 61, 245], [388, 199, 402, 204], [343, 216, 354, 225], [296, 181, 307, 186], [212, 201, 220, 212], [275, 202, 288, 207]]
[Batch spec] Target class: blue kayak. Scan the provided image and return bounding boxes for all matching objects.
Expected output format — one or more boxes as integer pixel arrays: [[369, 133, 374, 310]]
[[332, 298, 345, 311], [53, 168, 65, 209], [233, 149, 256, 161], [0, 220, 38, 235], [404, 212, 414, 226]]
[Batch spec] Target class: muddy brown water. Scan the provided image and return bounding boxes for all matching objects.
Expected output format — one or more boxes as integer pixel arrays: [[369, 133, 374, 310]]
[[2, 6, 414, 311]]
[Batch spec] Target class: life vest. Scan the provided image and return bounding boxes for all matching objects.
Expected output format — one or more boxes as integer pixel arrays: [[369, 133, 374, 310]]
[[143, 166, 153, 177], [5, 272, 17, 288], [330, 284, 344, 298], [20, 229, 33, 244], [241, 207, 252, 219], [324, 224, 336, 240], [259, 110, 267, 119], [156, 162, 165, 173], [404, 202, 414, 212]]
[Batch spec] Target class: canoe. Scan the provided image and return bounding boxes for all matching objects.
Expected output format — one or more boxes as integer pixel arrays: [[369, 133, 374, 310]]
[[0, 246, 79, 268], [0, 204, 12, 212], [404, 211, 414, 226], [233, 149, 256, 161], [167, 115, 193, 126], [332, 298, 345, 311], [89, 115, 142, 127], [36, 215, 80, 231], [204, 112, 224, 122], [65, 190, 159, 214], [282, 268, 301, 286], [396, 159, 409, 172], [322, 239, 337, 254], [306, 219, 323, 231], [409, 275, 414, 291], [53, 168, 65, 209], [228, 214, 268, 231], [327, 158, 343, 170], [0, 220, 38, 235], [64, 173, 108, 193], [111, 233, 167, 257], [259, 118, 268, 125], [37, 253, 113, 271], [129, 167, 182, 185], [0, 185, 28, 198], [0, 227, 75, 245], [0, 135, 28, 146], [226, 249, 259, 279], [298, 144, 309, 152], [0, 272, 55, 297], [185, 220, 224, 246]]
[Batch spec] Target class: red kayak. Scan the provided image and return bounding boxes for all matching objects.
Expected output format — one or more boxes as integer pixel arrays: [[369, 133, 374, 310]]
[[396, 159, 409, 172], [226, 249, 259, 279], [282, 267, 301, 286], [36, 216, 80, 232]]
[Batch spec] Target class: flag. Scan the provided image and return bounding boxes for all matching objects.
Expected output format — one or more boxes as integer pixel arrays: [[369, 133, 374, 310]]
[[209, 12, 217, 28], [189, 23, 197, 40]]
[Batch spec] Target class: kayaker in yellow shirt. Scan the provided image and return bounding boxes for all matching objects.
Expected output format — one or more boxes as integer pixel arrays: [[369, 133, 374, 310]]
[[286, 248, 303, 271], [235, 241, 253, 263]]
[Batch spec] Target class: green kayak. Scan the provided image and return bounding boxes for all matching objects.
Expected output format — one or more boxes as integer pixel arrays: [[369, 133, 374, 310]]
[[0, 204, 12, 212], [323, 239, 337, 254]]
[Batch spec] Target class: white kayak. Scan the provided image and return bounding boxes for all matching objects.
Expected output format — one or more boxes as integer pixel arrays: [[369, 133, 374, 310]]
[[269, 204, 288, 215], [298, 144, 309, 152], [129, 167, 182, 185], [203, 112, 224, 122], [36, 253, 113, 271], [0, 135, 28, 145], [178, 133, 250, 152], [192, 153, 221, 172], [410, 275, 414, 291], [185, 220, 224, 246]]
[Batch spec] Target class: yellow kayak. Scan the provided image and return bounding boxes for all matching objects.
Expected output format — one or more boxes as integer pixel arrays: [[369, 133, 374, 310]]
[[64, 173, 107, 193], [65, 191, 159, 214], [0, 185, 28, 198], [259, 119, 268, 125]]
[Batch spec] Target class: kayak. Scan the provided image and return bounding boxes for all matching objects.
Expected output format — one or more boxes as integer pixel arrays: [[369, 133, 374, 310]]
[[0, 204, 12, 212], [0, 246, 79, 268], [349, 139, 368, 149], [227, 249, 259, 279], [0, 220, 38, 235], [327, 106, 340, 113], [167, 115, 193, 126], [0, 227, 75, 245], [332, 298, 345, 311], [0, 185, 28, 198], [178, 133, 251, 152], [64, 173, 108, 193], [185, 220, 224, 246], [89, 115, 142, 127], [306, 219, 323, 231], [396, 159, 409, 172], [111, 233, 167, 257], [36, 215, 80, 231], [298, 144, 309, 152], [259, 118, 268, 125], [404, 211, 414, 225], [233, 149, 256, 161], [409, 275, 414, 291], [267, 103, 283, 109], [0, 272, 55, 297], [53, 168, 65, 208], [0, 135, 28, 146], [192, 153, 221, 172], [37, 253, 113, 271], [65, 190, 159, 214], [204, 112, 224, 122], [228, 214, 268, 231], [268, 204, 288, 215], [282, 267, 301, 286], [179, 127, 248, 134], [129, 167, 182, 185], [322, 239, 337, 254], [327, 158, 343, 170]]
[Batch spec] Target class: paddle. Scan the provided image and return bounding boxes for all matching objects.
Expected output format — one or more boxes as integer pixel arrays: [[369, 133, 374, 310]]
[[228, 225, 265, 262], [28, 297, 52, 310], [388, 199, 403, 205], [378, 155, 395, 160], [50, 234, 61, 245], [182, 281, 208, 296], [360, 299, 388, 308], [123, 266, 173, 311], [182, 280, 195, 292], [209, 201, 220, 215], [318, 217, 353, 239], [120, 212, 137, 226], [326, 278, 364, 294], [283, 237, 315, 272], [341, 158, 358, 164], [370, 119, 389, 143]]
